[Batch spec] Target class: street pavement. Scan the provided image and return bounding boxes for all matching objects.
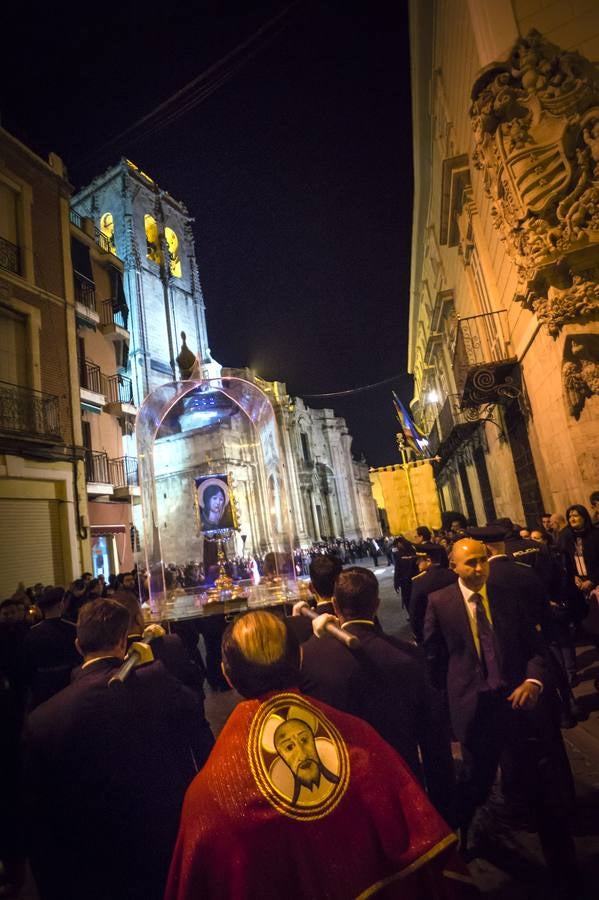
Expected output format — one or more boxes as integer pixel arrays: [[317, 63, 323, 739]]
[[205, 559, 599, 899]]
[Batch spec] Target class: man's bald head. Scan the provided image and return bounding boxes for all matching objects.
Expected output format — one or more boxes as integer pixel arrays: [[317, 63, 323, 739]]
[[450, 539, 489, 591], [221, 611, 300, 698]]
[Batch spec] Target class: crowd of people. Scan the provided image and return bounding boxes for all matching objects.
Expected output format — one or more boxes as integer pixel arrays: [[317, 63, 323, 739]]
[[0, 494, 598, 898], [391, 499, 599, 719]]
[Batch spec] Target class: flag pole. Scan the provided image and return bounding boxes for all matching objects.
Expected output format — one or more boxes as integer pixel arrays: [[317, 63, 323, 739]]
[[396, 432, 418, 528]]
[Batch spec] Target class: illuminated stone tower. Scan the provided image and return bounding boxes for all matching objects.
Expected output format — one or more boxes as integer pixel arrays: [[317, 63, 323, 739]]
[[72, 159, 214, 407]]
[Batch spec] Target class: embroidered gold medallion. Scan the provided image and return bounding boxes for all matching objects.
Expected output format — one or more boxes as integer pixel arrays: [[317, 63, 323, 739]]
[[248, 693, 350, 820]]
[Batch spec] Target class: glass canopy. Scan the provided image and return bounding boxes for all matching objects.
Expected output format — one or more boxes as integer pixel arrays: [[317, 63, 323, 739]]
[[136, 376, 299, 620]]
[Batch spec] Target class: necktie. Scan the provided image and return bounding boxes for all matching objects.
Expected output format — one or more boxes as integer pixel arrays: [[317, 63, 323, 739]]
[[472, 592, 504, 691]]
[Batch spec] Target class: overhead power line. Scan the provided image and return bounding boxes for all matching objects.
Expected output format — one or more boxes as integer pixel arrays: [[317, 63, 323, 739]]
[[302, 372, 410, 399], [80, 2, 299, 165]]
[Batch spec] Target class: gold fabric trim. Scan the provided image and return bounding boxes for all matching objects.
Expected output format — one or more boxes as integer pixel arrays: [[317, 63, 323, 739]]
[[355, 833, 457, 899]]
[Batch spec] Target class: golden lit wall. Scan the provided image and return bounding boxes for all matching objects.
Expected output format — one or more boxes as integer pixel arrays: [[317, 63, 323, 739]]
[[370, 462, 442, 534], [165, 226, 181, 277], [144, 214, 161, 264]]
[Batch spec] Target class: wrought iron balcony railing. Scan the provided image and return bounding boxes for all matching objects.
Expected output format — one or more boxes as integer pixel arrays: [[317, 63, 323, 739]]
[[69, 209, 83, 229], [0, 380, 61, 439], [0, 236, 20, 275], [427, 395, 480, 458], [101, 297, 129, 331], [105, 373, 134, 406], [80, 360, 103, 395], [74, 273, 97, 312], [70, 208, 112, 253], [85, 450, 110, 484], [110, 455, 139, 488], [452, 309, 517, 407], [95, 227, 111, 253]]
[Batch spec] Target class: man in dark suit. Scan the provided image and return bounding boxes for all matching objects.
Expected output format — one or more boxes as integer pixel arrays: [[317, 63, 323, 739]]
[[409, 544, 457, 644], [423, 538, 578, 896], [118, 591, 207, 697], [392, 535, 418, 609], [478, 526, 579, 728], [21, 586, 80, 710], [23, 598, 214, 900], [287, 553, 342, 643], [300, 566, 456, 823], [413, 525, 449, 567]]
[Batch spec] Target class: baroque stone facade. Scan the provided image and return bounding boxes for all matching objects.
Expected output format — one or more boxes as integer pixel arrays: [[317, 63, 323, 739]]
[[470, 29, 599, 346], [409, 0, 599, 525]]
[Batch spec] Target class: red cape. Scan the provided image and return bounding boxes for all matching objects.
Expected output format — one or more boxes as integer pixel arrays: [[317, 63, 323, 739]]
[[165, 690, 476, 899]]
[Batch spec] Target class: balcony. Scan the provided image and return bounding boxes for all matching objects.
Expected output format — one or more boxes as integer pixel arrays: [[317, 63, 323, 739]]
[[104, 374, 136, 418], [453, 310, 518, 408], [427, 395, 480, 459], [74, 272, 99, 327], [0, 380, 62, 442], [85, 450, 113, 495], [70, 209, 83, 229], [0, 236, 20, 276], [70, 209, 113, 255], [110, 455, 140, 499], [95, 227, 111, 253], [80, 360, 106, 413], [99, 297, 129, 340]]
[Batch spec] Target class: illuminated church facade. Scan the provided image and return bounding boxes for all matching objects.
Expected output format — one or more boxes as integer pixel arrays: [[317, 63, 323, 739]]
[[72, 160, 379, 566]]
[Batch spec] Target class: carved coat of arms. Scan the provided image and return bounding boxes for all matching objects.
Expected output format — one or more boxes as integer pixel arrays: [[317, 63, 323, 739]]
[[470, 30, 599, 337]]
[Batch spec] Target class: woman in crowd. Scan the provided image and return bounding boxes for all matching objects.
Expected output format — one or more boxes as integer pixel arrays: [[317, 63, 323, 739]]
[[558, 504, 599, 688]]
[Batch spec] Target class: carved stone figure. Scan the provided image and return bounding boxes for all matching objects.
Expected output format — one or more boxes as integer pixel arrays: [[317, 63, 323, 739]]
[[562, 333, 599, 418], [470, 30, 599, 336], [532, 275, 599, 336]]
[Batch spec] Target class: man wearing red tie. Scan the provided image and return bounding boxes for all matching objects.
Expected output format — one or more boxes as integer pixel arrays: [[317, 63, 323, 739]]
[[423, 537, 579, 899]]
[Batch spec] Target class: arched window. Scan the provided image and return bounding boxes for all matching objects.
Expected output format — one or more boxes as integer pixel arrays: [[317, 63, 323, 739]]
[[99, 212, 117, 255], [144, 214, 161, 264], [165, 226, 181, 277]]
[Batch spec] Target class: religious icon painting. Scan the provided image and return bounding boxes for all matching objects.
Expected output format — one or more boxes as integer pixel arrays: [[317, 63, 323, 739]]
[[248, 693, 350, 820], [195, 473, 237, 535]]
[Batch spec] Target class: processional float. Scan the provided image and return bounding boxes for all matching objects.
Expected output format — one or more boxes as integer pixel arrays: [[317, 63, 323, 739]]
[[135, 375, 304, 624]]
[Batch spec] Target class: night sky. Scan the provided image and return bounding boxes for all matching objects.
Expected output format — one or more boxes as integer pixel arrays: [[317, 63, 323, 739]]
[[2, 1, 413, 466]]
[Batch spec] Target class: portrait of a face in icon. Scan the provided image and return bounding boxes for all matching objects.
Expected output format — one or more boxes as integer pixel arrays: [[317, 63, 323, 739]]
[[196, 475, 235, 533], [252, 699, 348, 817], [273, 717, 340, 806]]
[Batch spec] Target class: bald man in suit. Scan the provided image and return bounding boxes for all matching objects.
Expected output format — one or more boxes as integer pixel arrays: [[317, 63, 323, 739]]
[[423, 539, 578, 898]]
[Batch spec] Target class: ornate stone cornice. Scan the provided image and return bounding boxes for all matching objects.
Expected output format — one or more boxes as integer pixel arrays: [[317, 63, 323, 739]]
[[470, 29, 599, 336]]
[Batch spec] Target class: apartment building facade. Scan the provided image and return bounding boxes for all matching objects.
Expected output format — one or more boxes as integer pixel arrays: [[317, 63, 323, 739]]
[[0, 130, 88, 595], [69, 209, 138, 576]]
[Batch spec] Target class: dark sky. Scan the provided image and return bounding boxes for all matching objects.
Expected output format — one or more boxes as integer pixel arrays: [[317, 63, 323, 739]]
[[2, 1, 413, 466]]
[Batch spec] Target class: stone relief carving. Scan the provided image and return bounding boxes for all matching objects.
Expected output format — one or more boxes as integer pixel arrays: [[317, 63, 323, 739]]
[[538, 275, 599, 334], [470, 30, 599, 337], [562, 333, 599, 419]]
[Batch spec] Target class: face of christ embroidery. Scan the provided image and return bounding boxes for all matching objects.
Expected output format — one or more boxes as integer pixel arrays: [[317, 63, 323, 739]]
[[248, 694, 350, 820]]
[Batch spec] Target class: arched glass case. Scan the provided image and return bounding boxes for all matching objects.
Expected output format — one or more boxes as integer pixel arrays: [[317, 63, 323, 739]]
[[136, 376, 299, 620]]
